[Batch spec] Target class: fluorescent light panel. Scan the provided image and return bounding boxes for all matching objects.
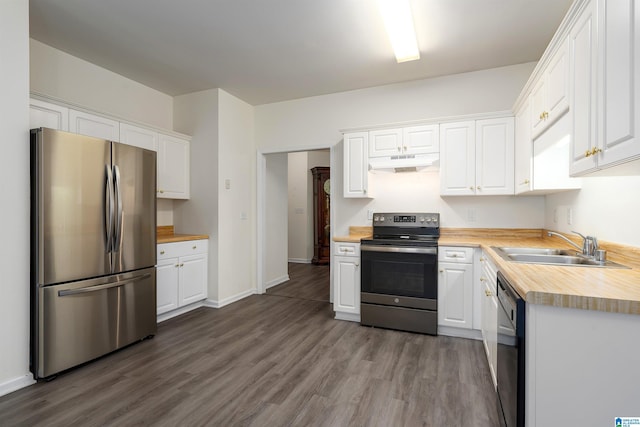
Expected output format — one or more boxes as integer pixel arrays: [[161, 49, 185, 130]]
[[378, 0, 420, 63]]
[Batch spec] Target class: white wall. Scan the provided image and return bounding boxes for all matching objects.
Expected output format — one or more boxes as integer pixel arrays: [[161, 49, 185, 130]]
[[157, 199, 174, 226], [544, 161, 640, 246], [255, 63, 545, 236], [0, 0, 33, 395], [173, 89, 220, 300], [217, 90, 256, 302], [30, 39, 173, 129], [287, 150, 330, 263], [265, 153, 289, 286]]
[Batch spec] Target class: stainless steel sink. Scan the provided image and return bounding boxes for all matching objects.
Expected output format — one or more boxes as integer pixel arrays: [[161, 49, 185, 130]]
[[491, 246, 629, 269]]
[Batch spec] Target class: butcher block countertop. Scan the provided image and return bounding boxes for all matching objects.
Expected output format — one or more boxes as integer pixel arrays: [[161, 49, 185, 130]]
[[157, 226, 209, 244], [334, 227, 640, 315]]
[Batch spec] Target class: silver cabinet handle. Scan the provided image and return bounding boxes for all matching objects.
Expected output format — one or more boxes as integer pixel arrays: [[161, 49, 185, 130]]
[[58, 273, 151, 297]]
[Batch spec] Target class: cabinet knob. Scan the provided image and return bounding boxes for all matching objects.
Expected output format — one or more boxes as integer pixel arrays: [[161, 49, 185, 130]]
[[585, 149, 591, 158], [522, 179, 530, 185], [355, 262, 359, 267], [180, 263, 184, 267], [175, 264, 179, 268], [192, 245, 197, 250], [591, 147, 602, 156], [480, 277, 485, 282], [450, 253, 458, 258], [158, 189, 164, 194], [397, 146, 401, 152], [479, 257, 485, 262], [476, 186, 481, 190], [160, 250, 165, 255], [469, 186, 474, 191], [485, 289, 493, 297], [439, 269, 444, 273]]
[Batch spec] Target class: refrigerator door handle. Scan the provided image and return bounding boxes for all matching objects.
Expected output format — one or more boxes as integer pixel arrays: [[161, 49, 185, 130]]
[[105, 164, 115, 253], [57, 273, 152, 297], [113, 165, 123, 252]]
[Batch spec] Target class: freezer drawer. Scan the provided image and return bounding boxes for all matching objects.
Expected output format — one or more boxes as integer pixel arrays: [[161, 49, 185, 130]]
[[33, 267, 157, 379]]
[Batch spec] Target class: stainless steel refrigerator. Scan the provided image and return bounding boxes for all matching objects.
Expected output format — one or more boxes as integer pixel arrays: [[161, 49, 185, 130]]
[[30, 127, 157, 380]]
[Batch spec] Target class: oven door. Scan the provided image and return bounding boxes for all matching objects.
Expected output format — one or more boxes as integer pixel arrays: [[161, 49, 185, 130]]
[[361, 245, 437, 299]]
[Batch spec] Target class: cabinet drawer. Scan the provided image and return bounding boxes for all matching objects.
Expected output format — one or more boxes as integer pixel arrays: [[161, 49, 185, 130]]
[[333, 242, 360, 258], [158, 239, 208, 260], [439, 246, 474, 263]]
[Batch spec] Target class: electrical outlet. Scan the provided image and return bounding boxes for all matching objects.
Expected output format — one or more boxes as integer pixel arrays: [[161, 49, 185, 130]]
[[567, 208, 573, 225], [225, 179, 231, 190], [467, 208, 477, 223], [367, 209, 374, 220]]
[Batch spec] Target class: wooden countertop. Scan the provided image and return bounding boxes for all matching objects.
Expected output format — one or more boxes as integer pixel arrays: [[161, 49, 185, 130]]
[[440, 229, 640, 315], [333, 226, 372, 242], [336, 227, 640, 315], [157, 226, 209, 244]]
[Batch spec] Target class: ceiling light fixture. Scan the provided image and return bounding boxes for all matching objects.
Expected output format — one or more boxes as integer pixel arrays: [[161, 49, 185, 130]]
[[378, 0, 420, 63]]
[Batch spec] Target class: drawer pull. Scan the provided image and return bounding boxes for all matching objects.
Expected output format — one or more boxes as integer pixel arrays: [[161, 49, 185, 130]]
[[192, 245, 197, 249], [160, 250, 165, 255]]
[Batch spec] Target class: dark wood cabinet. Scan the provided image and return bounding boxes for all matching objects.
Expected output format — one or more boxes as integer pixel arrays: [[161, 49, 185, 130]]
[[311, 167, 330, 265]]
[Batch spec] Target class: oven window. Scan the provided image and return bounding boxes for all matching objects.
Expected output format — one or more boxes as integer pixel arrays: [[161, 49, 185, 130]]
[[361, 251, 437, 299]]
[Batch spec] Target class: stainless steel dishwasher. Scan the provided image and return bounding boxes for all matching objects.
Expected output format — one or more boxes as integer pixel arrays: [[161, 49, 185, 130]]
[[496, 271, 525, 427]]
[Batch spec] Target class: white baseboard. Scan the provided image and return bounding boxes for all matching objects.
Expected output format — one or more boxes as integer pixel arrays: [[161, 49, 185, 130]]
[[288, 258, 311, 264], [438, 326, 483, 340], [205, 288, 257, 309], [157, 300, 206, 323], [334, 312, 360, 322], [0, 373, 35, 397], [264, 275, 290, 290]]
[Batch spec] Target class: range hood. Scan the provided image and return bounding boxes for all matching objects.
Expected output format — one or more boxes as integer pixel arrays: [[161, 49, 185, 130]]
[[368, 153, 439, 173]]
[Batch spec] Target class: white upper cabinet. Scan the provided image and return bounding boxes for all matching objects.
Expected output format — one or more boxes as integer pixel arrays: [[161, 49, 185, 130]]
[[569, 0, 598, 175], [595, 0, 640, 169], [514, 98, 533, 194], [158, 133, 190, 199], [369, 125, 439, 157], [119, 123, 158, 151], [440, 121, 476, 196], [531, 40, 570, 139], [476, 117, 515, 195], [69, 110, 120, 142], [343, 132, 369, 198], [570, 0, 640, 175], [29, 98, 69, 131], [368, 128, 403, 157], [440, 118, 514, 196], [403, 125, 439, 154]]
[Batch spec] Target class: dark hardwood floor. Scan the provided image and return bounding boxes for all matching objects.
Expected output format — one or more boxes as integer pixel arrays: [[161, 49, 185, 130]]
[[0, 265, 499, 426], [266, 262, 330, 302]]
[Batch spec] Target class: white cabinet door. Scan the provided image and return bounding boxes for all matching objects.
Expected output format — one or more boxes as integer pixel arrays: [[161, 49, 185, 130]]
[[438, 262, 473, 329], [531, 41, 570, 139], [119, 123, 158, 151], [546, 41, 570, 123], [514, 98, 533, 194], [439, 121, 476, 196], [476, 117, 515, 195], [343, 132, 369, 198], [30, 99, 69, 131], [569, 0, 598, 175], [179, 253, 207, 306], [597, 0, 640, 168], [369, 128, 402, 157], [403, 124, 439, 154], [333, 256, 360, 315], [69, 110, 120, 142], [156, 257, 179, 315], [482, 278, 498, 388], [158, 133, 190, 199]]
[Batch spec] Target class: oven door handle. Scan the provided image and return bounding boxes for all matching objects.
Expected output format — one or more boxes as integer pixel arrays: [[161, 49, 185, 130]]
[[361, 245, 437, 255]]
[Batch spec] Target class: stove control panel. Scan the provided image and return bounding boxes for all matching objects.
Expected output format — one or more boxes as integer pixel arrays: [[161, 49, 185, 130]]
[[372, 213, 440, 227]]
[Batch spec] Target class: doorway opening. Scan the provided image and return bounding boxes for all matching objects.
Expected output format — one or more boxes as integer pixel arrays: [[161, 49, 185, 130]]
[[257, 148, 333, 304]]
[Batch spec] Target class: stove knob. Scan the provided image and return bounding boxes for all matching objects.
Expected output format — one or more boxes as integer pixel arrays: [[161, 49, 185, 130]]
[[374, 216, 379, 222], [431, 217, 438, 224], [380, 216, 385, 222], [420, 217, 425, 223], [426, 217, 431, 223]]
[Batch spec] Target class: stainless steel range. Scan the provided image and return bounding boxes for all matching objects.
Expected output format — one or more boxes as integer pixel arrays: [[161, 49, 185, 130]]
[[360, 212, 439, 335]]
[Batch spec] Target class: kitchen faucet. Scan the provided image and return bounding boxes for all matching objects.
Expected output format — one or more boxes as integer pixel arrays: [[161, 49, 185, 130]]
[[547, 231, 599, 257]]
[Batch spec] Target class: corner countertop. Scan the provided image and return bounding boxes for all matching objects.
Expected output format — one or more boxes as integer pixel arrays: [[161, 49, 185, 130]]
[[157, 225, 209, 244], [335, 227, 640, 315]]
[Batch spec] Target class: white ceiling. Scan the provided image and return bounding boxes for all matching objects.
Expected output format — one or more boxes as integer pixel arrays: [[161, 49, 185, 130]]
[[29, 0, 573, 106]]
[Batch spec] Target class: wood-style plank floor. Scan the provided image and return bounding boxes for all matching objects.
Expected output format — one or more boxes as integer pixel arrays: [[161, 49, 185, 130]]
[[0, 264, 499, 427], [266, 263, 330, 302]]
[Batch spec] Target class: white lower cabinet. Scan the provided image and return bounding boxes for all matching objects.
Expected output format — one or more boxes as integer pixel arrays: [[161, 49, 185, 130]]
[[333, 242, 360, 321], [156, 239, 208, 318], [438, 246, 474, 330], [479, 251, 498, 388]]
